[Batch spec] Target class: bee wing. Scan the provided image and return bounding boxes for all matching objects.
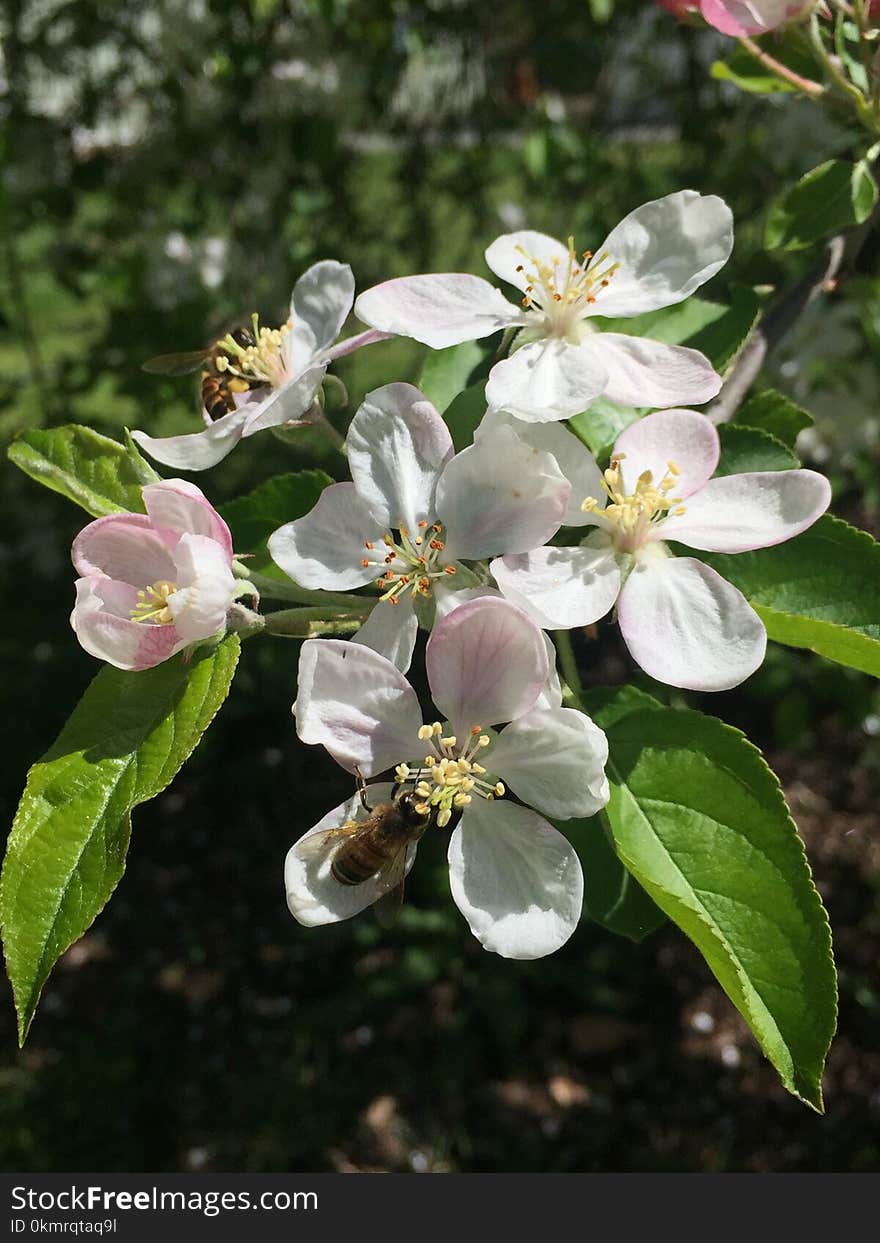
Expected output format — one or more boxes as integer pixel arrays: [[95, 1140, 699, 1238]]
[[293, 820, 361, 863], [142, 349, 212, 376], [372, 847, 409, 929]]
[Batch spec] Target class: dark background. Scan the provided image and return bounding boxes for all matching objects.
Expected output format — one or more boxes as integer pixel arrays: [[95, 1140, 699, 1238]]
[[1, 0, 879, 1172]]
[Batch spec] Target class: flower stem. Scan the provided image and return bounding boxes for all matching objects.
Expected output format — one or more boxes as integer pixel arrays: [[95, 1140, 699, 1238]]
[[554, 630, 584, 709], [738, 35, 825, 99], [233, 562, 373, 613], [262, 607, 365, 638]]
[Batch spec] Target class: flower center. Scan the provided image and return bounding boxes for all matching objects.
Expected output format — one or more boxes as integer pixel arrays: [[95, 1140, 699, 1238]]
[[360, 521, 457, 605], [515, 236, 620, 339], [582, 456, 686, 554], [395, 724, 506, 828], [215, 313, 293, 389], [130, 580, 178, 625]]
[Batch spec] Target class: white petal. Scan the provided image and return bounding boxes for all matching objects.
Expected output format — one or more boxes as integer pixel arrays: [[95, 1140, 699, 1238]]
[[71, 513, 178, 584], [475, 409, 604, 527], [484, 229, 569, 293], [448, 799, 583, 959], [71, 576, 185, 671], [591, 334, 721, 409], [491, 544, 621, 630], [295, 639, 423, 776], [131, 406, 252, 471], [285, 783, 417, 927], [612, 407, 720, 498], [587, 191, 734, 318], [352, 597, 418, 674], [354, 274, 520, 348], [535, 633, 564, 711], [425, 595, 547, 735], [268, 482, 385, 590], [241, 364, 327, 435], [617, 553, 767, 691], [289, 259, 355, 360], [659, 469, 832, 553], [142, 479, 233, 559], [490, 706, 610, 819], [485, 339, 607, 423], [437, 425, 569, 560], [433, 583, 502, 621], [346, 383, 453, 532], [168, 534, 236, 642]]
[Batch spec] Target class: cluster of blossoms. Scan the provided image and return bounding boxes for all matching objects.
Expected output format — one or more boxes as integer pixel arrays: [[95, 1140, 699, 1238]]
[[67, 189, 832, 956]]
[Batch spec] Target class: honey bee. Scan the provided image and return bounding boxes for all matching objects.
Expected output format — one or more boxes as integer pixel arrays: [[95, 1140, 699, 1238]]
[[142, 325, 258, 421], [299, 773, 433, 927]]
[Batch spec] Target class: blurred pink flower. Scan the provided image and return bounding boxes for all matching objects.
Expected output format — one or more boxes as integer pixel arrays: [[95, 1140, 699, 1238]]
[[71, 479, 236, 671], [656, 0, 815, 35]]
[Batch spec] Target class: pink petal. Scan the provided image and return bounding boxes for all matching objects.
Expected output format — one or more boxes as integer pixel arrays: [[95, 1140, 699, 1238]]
[[354, 274, 521, 349], [72, 513, 178, 585], [612, 408, 720, 498], [143, 479, 233, 561], [659, 470, 831, 553], [295, 639, 424, 777], [617, 554, 766, 691], [425, 596, 548, 735], [71, 576, 184, 670]]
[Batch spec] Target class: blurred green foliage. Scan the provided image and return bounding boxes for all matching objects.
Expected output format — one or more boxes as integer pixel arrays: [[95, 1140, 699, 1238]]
[[2, 0, 880, 1172]]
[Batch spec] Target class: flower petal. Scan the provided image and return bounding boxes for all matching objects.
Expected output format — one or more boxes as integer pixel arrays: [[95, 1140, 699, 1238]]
[[355, 274, 520, 348], [425, 595, 547, 735], [490, 707, 610, 819], [72, 513, 178, 585], [289, 259, 355, 363], [346, 382, 453, 532], [71, 576, 184, 670], [268, 482, 385, 590], [535, 633, 564, 711], [485, 339, 608, 423], [352, 597, 419, 674], [612, 407, 720, 498], [131, 406, 252, 471], [491, 544, 621, 630], [475, 409, 605, 527], [241, 363, 328, 435], [295, 639, 423, 776], [701, 0, 804, 38], [484, 229, 568, 293], [142, 479, 233, 560], [448, 799, 583, 959], [590, 334, 721, 409], [659, 469, 831, 552], [587, 190, 733, 318], [617, 553, 766, 690], [285, 783, 418, 927], [437, 425, 569, 560], [168, 534, 236, 642]]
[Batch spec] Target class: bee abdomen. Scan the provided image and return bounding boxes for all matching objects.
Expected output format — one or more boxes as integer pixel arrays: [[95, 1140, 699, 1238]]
[[331, 842, 388, 886], [201, 374, 236, 421]]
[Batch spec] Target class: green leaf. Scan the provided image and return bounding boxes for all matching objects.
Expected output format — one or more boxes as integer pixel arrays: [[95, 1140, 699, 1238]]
[[702, 515, 880, 679], [765, 159, 878, 252], [572, 815, 666, 942], [418, 340, 493, 414], [735, 388, 813, 447], [715, 424, 799, 476], [442, 382, 488, 452], [220, 470, 333, 574], [7, 424, 160, 517], [710, 51, 797, 96], [568, 398, 641, 460], [591, 691, 836, 1109], [0, 635, 240, 1043]]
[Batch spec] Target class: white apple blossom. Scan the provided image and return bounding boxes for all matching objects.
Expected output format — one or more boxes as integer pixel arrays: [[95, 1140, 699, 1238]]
[[491, 408, 832, 692], [132, 260, 384, 471], [268, 382, 571, 672], [354, 191, 733, 423], [286, 596, 609, 959]]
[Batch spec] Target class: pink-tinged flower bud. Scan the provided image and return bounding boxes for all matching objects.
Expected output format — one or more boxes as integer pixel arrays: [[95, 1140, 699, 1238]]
[[699, 1, 815, 37], [70, 479, 236, 670]]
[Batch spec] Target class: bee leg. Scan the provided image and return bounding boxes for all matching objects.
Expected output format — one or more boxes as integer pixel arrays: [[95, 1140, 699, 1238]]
[[355, 765, 372, 813]]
